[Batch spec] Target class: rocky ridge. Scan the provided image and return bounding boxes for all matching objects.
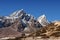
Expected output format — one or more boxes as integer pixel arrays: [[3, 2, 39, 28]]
[[0, 9, 60, 40]]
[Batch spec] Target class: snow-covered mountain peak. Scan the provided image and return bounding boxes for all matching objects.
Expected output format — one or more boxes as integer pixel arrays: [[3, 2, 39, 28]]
[[38, 15, 46, 19], [37, 14, 49, 26], [10, 9, 24, 17]]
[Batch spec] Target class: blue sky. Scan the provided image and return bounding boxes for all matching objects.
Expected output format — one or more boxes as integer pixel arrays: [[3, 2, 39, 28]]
[[0, 0, 60, 21]]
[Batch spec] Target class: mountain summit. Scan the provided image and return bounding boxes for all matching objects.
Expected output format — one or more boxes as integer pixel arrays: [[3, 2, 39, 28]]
[[37, 15, 49, 26]]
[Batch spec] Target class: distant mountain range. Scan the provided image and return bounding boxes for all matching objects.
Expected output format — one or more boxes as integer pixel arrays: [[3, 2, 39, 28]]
[[0, 9, 49, 27], [0, 9, 60, 40]]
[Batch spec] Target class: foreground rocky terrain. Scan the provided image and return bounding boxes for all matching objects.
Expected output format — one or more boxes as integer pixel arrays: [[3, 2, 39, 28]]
[[0, 9, 60, 40]]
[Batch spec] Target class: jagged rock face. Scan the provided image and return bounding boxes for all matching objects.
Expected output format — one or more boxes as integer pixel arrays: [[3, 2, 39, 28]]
[[0, 19, 13, 28], [9, 9, 34, 23], [0, 9, 34, 27], [23, 19, 42, 36], [8, 9, 42, 32], [37, 15, 49, 26]]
